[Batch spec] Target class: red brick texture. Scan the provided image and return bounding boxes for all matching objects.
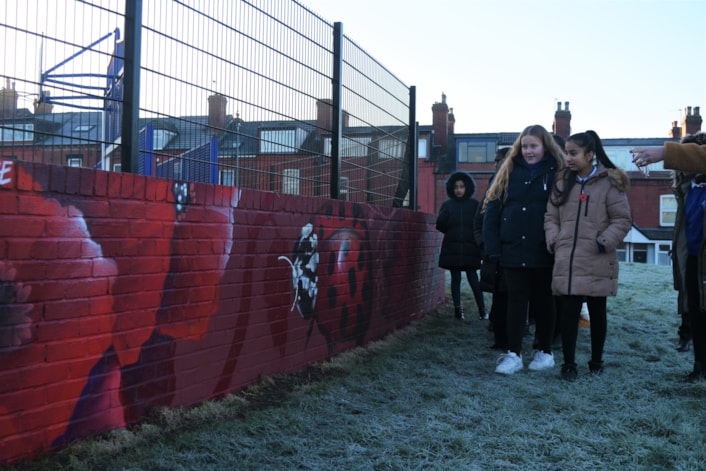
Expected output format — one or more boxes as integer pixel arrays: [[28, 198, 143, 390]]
[[0, 159, 444, 465]]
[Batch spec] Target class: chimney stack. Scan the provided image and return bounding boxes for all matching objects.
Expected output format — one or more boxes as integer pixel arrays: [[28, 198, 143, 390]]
[[315, 98, 349, 134], [432, 93, 450, 154], [208, 93, 227, 137], [34, 91, 54, 115], [669, 121, 682, 139], [552, 100, 571, 141], [448, 107, 455, 137], [0, 78, 18, 119], [683, 105, 703, 135]]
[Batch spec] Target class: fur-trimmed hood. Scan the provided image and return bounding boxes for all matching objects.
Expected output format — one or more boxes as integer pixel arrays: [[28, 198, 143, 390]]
[[445, 171, 476, 200], [605, 167, 630, 192]]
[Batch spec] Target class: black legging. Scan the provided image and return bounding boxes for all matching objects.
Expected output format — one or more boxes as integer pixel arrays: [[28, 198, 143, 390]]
[[686, 256, 706, 369], [558, 295, 607, 367], [503, 267, 555, 355], [450, 269, 485, 314]]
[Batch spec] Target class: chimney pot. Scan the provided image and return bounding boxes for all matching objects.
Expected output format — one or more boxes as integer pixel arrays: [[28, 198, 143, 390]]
[[694, 106, 700, 116], [564, 101, 570, 111]]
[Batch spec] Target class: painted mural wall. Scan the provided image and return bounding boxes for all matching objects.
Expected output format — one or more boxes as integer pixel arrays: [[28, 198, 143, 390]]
[[0, 159, 445, 465]]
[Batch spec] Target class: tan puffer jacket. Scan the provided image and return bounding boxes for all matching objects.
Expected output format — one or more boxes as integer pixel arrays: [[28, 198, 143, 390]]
[[544, 165, 632, 297]]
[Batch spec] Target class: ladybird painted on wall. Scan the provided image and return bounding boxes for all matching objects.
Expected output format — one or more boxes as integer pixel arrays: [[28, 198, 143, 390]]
[[279, 223, 319, 320], [281, 202, 373, 355]]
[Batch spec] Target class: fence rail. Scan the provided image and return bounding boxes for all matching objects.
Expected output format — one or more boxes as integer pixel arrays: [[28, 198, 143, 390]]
[[0, 0, 417, 207]]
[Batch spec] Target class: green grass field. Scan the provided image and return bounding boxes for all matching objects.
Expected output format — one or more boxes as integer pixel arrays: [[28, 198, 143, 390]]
[[10, 263, 706, 471]]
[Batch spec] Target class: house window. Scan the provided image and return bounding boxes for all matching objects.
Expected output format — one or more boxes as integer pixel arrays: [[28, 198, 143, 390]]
[[657, 243, 671, 266], [73, 124, 95, 132], [457, 140, 497, 163], [633, 244, 648, 263], [66, 154, 83, 167], [324, 137, 372, 158], [173, 161, 182, 179], [660, 194, 677, 227], [283, 168, 300, 194], [153, 129, 177, 150], [378, 138, 405, 159], [220, 170, 234, 187], [261, 129, 306, 154], [113, 163, 122, 172], [1, 123, 34, 142], [340, 176, 349, 201], [418, 137, 428, 159]]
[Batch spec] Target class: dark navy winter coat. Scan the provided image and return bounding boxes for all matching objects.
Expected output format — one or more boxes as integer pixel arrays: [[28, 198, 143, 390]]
[[483, 155, 558, 269], [435, 172, 482, 270]]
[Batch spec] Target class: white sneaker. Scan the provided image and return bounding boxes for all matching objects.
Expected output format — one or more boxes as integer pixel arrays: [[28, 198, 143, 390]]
[[528, 350, 555, 371], [495, 351, 523, 375]]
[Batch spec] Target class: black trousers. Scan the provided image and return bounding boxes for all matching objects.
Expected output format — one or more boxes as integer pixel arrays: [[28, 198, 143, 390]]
[[557, 295, 607, 367], [490, 290, 508, 348], [450, 269, 485, 315], [503, 267, 555, 355], [686, 256, 706, 370]]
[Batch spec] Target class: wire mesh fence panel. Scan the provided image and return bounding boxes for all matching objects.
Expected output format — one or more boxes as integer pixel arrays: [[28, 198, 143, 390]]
[[1, 0, 415, 207]]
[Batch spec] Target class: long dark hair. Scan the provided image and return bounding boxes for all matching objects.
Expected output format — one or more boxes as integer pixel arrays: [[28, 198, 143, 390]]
[[550, 130, 617, 207]]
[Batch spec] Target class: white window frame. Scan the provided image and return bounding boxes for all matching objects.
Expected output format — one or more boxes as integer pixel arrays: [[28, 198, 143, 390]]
[[66, 154, 83, 167], [283, 168, 300, 195], [153, 129, 177, 150], [657, 243, 672, 266], [660, 194, 677, 227], [260, 129, 306, 154], [2, 123, 34, 141], [220, 169, 234, 187], [418, 137, 428, 159], [378, 138, 405, 159], [324, 137, 372, 158]]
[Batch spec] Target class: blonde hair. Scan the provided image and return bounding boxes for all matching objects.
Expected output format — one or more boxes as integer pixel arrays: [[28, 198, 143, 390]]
[[482, 124, 566, 210]]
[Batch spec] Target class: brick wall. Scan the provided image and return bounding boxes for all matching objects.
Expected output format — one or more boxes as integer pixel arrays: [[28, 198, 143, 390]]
[[0, 159, 445, 465]]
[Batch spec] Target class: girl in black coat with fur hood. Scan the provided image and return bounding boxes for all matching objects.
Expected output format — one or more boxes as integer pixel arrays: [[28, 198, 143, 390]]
[[436, 171, 486, 320]]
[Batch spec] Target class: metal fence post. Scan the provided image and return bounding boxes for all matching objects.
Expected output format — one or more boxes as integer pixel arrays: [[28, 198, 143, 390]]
[[121, 0, 143, 174], [409, 86, 417, 210], [331, 22, 343, 200]]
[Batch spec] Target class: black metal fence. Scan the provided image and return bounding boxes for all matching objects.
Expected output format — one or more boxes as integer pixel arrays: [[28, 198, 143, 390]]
[[0, 0, 416, 208]]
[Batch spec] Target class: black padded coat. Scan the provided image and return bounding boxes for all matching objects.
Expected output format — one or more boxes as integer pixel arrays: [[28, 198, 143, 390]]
[[435, 172, 482, 270], [483, 154, 558, 269]]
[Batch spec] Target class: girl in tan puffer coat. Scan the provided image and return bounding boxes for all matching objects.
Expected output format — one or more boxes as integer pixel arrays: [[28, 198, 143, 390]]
[[545, 130, 632, 381]]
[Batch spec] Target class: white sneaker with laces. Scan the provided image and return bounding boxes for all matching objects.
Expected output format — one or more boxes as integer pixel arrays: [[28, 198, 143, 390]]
[[528, 350, 555, 371], [495, 351, 523, 375]]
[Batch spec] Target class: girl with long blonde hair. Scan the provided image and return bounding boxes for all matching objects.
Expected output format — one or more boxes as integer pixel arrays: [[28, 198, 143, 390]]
[[482, 124, 565, 375]]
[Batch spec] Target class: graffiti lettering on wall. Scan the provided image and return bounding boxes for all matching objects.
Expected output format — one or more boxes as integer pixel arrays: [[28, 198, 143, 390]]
[[0, 160, 13, 186]]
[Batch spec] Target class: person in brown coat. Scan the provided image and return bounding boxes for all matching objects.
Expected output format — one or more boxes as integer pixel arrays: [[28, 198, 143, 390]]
[[632, 142, 706, 173], [669, 132, 706, 382], [545, 130, 632, 381]]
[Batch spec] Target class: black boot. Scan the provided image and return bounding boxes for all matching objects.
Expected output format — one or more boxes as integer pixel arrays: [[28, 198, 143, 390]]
[[676, 338, 691, 352], [454, 306, 464, 320], [588, 360, 604, 374]]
